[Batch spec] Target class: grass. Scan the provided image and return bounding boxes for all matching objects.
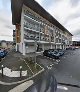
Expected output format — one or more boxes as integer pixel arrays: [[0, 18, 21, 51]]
[[14, 57, 43, 76], [24, 57, 43, 74], [6, 59, 33, 77]]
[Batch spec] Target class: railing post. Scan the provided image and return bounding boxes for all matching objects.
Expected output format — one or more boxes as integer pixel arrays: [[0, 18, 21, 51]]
[[1, 65, 4, 77]]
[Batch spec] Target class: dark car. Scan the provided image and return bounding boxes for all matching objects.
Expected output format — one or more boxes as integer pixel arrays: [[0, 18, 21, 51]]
[[43, 50, 49, 56], [0, 50, 5, 58], [0, 49, 8, 59], [51, 50, 60, 59], [57, 49, 64, 56], [3, 49, 8, 56], [43, 50, 60, 59]]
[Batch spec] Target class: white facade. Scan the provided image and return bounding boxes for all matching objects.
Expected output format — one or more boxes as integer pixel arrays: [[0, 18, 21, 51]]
[[18, 5, 72, 55]]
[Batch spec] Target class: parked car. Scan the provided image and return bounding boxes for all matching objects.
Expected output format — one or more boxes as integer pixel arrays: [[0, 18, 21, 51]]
[[57, 49, 64, 56], [66, 47, 75, 50], [75, 46, 79, 49], [50, 50, 60, 59], [0, 49, 8, 59], [43, 49, 60, 59], [43, 50, 49, 57]]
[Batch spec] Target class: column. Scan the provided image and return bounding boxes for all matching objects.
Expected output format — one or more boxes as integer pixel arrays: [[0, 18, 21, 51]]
[[42, 44, 44, 51], [15, 43, 18, 51], [60, 45, 62, 49], [23, 43, 26, 55], [51, 44, 52, 49]]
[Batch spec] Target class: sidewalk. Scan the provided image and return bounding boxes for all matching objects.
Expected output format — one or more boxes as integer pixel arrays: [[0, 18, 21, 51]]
[[0, 50, 44, 84]]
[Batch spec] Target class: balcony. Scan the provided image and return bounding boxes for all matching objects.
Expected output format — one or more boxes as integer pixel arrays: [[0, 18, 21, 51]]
[[24, 33, 39, 41], [24, 27, 39, 34]]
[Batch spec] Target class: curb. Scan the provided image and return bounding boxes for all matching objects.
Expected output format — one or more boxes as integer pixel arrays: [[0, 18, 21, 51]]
[[0, 68, 45, 85]]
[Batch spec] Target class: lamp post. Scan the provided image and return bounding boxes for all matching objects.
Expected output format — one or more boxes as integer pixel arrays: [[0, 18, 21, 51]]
[[34, 39, 37, 68], [20, 66, 22, 77], [1, 65, 4, 77]]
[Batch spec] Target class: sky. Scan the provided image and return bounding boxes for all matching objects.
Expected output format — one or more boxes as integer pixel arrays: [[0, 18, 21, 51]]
[[0, 0, 80, 41]]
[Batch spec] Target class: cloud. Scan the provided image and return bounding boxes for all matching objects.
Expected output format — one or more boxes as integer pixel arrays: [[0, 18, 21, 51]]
[[0, 0, 14, 41], [72, 34, 80, 41], [70, 0, 80, 7], [38, 0, 80, 41]]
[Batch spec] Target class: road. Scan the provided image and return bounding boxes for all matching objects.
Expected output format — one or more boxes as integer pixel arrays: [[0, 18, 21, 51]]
[[25, 49, 80, 92], [0, 49, 80, 92]]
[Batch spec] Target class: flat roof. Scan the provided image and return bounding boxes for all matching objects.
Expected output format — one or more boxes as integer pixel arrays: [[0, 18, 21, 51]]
[[11, 0, 73, 36]]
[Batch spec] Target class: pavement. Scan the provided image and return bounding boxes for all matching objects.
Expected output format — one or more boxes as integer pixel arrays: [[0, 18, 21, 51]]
[[0, 50, 29, 83], [0, 49, 45, 92], [36, 49, 80, 92]]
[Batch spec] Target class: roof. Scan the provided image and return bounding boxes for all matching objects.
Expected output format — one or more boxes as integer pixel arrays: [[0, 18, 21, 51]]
[[11, 0, 73, 36]]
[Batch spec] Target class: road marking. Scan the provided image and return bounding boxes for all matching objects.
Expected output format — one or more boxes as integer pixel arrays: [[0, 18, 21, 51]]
[[54, 62, 58, 64], [44, 56, 46, 57], [8, 80, 33, 92], [50, 58, 52, 60], [57, 85, 68, 90], [47, 66, 52, 69], [50, 64, 54, 67]]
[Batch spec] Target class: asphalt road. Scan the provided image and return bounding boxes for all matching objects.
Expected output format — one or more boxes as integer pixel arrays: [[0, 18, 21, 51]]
[[1, 49, 80, 92], [26, 49, 80, 92]]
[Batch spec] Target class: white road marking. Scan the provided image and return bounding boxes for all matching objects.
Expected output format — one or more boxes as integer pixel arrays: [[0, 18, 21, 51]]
[[56, 60, 60, 62], [8, 80, 33, 92], [44, 56, 46, 57], [57, 85, 68, 90], [50, 58, 52, 60], [47, 66, 52, 70], [54, 62, 58, 64], [50, 64, 54, 67]]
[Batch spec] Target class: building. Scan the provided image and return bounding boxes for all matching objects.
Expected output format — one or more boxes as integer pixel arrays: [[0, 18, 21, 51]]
[[11, 0, 73, 55], [72, 41, 80, 47]]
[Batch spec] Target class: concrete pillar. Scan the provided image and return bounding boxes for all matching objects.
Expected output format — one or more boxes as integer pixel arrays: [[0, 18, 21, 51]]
[[23, 43, 26, 55], [42, 44, 44, 51], [56, 45, 57, 49], [15, 43, 18, 51], [51, 44, 52, 49], [16, 43, 19, 52], [60, 45, 62, 49]]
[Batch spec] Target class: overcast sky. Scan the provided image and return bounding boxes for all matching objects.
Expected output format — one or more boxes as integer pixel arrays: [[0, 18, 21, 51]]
[[0, 0, 80, 41]]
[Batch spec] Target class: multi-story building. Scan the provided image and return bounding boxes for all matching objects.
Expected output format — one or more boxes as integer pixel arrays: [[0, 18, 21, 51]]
[[73, 41, 80, 47], [11, 0, 73, 55]]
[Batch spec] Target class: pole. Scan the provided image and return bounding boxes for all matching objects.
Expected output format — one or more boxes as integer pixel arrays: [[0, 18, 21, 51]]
[[1, 65, 4, 77], [35, 40, 37, 68], [20, 66, 22, 77]]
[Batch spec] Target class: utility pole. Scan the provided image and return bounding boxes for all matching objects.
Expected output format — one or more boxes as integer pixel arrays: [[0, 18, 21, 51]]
[[34, 40, 37, 68]]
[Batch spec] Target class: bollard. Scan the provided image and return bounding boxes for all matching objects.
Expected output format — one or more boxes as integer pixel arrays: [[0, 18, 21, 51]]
[[20, 66, 22, 77], [1, 65, 4, 77]]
